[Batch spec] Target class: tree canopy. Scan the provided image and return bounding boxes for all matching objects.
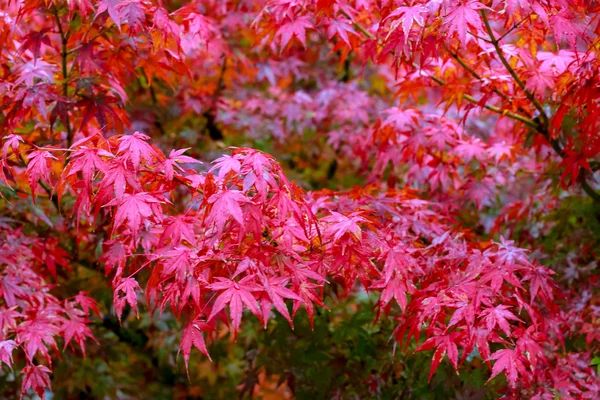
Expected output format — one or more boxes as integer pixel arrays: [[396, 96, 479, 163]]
[[1, 0, 600, 398]]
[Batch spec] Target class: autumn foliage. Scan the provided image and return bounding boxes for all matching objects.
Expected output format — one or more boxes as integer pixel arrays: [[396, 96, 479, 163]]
[[1, 0, 600, 398]]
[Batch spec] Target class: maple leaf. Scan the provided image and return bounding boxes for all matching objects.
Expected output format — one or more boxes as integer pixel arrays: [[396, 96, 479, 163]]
[[26, 150, 57, 201], [487, 348, 527, 388], [382, 107, 420, 130], [292, 278, 327, 328], [64, 146, 111, 193], [0, 307, 22, 333], [322, 211, 367, 241], [559, 150, 591, 186], [207, 276, 263, 338], [373, 277, 408, 313], [452, 138, 488, 163], [21, 365, 51, 399], [415, 332, 462, 381], [17, 319, 58, 363], [275, 17, 313, 50], [179, 321, 213, 375], [96, 157, 141, 201], [481, 305, 521, 336], [62, 309, 95, 353], [258, 275, 301, 327], [326, 18, 356, 47], [385, 5, 426, 41], [537, 50, 575, 74], [114, 277, 141, 320], [0, 340, 18, 368], [161, 148, 201, 181], [77, 92, 124, 131], [97, 0, 124, 29], [499, 0, 532, 15], [487, 141, 513, 163], [65, 0, 95, 18], [183, 12, 217, 47], [521, 265, 555, 305], [117, 131, 160, 171], [17, 28, 51, 59], [2, 134, 24, 163], [159, 215, 197, 247], [105, 192, 164, 240], [74, 292, 100, 317], [550, 11, 586, 48], [117, 0, 147, 33], [159, 247, 197, 283], [442, 1, 485, 45], [206, 189, 248, 233], [14, 60, 56, 86], [492, 236, 530, 265], [209, 154, 241, 180]]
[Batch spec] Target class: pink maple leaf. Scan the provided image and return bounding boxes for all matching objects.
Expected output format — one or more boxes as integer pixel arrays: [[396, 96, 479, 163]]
[[385, 5, 426, 41], [179, 320, 213, 375], [442, 1, 485, 45], [206, 189, 248, 233], [105, 192, 164, 240], [114, 277, 141, 320], [276, 16, 313, 50], [21, 365, 51, 399]]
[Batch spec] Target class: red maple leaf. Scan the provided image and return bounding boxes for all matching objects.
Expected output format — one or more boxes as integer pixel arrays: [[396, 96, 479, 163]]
[[416, 331, 463, 381], [105, 192, 164, 240], [26, 150, 57, 202], [207, 276, 263, 338], [206, 189, 248, 233], [21, 365, 51, 398], [481, 305, 522, 336], [179, 320, 213, 375], [487, 348, 527, 388], [114, 277, 141, 319], [117, 131, 160, 171]]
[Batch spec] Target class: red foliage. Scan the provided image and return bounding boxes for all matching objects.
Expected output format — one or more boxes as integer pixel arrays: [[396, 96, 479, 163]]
[[1, 0, 600, 398]]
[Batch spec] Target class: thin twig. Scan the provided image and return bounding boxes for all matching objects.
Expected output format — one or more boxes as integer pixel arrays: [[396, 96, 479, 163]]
[[340, 10, 375, 40], [467, 31, 492, 43], [495, 14, 532, 43]]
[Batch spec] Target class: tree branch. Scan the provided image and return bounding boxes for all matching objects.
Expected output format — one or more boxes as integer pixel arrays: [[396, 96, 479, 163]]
[[52, 7, 74, 148], [480, 11, 548, 126], [427, 72, 539, 129], [444, 44, 519, 107]]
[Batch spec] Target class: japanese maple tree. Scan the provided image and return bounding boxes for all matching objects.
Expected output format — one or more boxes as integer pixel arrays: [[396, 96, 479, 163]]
[[1, 0, 600, 398]]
